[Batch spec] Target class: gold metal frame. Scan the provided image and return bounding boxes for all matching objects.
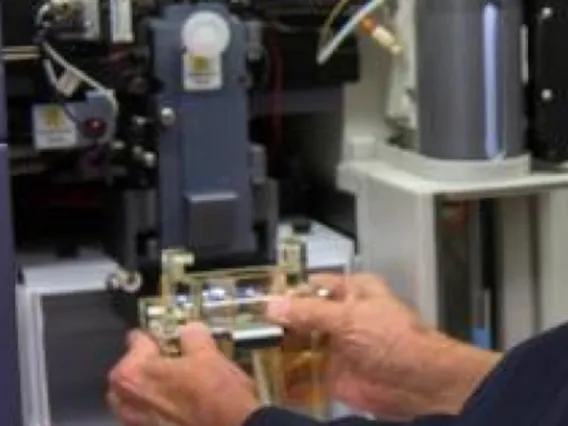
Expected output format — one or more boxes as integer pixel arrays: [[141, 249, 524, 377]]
[[137, 236, 328, 417]]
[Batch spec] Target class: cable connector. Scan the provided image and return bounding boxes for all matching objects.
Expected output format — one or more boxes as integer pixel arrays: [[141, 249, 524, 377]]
[[360, 17, 402, 55]]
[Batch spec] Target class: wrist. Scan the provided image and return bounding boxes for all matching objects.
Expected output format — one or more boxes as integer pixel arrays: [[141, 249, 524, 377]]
[[228, 400, 261, 426], [418, 329, 501, 414]]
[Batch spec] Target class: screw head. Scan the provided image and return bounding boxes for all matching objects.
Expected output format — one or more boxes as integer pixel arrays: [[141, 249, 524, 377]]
[[123, 272, 143, 293], [111, 140, 126, 151], [132, 115, 147, 127], [143, 152, 157, 168], [541, 7, 553, 19], [159, 107, 176, 127], [132, 145, 144, 158], [541, 89, 554, 102]]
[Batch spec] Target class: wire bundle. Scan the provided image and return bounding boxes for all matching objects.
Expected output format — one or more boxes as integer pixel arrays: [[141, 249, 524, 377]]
[[317, 0, 402, 65], [35, 1, 119, 117]]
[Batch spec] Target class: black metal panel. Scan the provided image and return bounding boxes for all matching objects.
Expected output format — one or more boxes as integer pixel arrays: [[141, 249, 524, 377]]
[[525, 1, 568, 162], [256, 28, 359, 90], [2, 0, 38, 47]]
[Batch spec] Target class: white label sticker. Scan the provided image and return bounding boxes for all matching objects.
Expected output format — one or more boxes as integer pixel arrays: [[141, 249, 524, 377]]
[[32, 104, 79, 150], [183, 53, 223, 91]]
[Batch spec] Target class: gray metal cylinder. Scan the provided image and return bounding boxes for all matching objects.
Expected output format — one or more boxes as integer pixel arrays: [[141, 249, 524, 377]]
[[416, 0, 524, 160]]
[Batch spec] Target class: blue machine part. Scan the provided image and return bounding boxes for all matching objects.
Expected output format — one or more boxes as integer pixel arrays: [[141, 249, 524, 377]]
[[0, 10, 22, 419], [0, 149, 21, 424], [472, 327, 493, 350], [151, 3, 263, 261]]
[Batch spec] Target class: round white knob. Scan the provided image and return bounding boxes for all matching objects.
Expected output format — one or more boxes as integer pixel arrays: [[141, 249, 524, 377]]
[[181, 11, 231, 58]]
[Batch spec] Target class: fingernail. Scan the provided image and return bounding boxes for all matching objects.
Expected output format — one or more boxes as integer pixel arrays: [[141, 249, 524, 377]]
[[266, 296, 291, 323]]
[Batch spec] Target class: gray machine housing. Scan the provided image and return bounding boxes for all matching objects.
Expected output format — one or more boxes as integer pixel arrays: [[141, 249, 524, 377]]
[[416, 0, 524, 160], [152, 3, 278, 263], [111, 3, 278, 270]]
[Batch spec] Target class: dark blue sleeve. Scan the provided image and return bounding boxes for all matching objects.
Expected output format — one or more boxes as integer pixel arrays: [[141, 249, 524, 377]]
[[244, 407, 456, 426], [246, 322, 568, 426], [456, 322, 568, 426]]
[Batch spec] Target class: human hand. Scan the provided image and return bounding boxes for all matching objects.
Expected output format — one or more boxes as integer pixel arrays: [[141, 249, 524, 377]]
[[266, 274, 500, 421], [107, 323, 260, 426]]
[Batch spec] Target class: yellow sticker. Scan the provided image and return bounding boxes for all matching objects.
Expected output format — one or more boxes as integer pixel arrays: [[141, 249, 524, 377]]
[[42, 105, 65, 130], [190, 56, 210, 72]]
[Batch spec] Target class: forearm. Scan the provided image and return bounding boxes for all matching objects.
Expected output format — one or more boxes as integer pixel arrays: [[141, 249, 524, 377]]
[[409, 329, 501, 415]]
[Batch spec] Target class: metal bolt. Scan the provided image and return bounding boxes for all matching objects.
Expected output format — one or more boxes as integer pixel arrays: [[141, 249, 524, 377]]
[[123, 272, 143, 293], [159, 107, 176, 127], [542, 89, 554, 102], [106, 270, 142, 293], [132, 115, 147, 127], [111, 140, 126, 151], [132, 145, 144, 158], [541, 7, 553, 19], [143, 152, 157, 168]]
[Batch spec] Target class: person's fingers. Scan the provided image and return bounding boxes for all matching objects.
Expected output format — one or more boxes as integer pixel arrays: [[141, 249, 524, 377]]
[[178, 322, 217, 355], [116, 377, 183, 426], [266, 295, 344, 333], [309, 274, 350, 300], [126, 330, 161, 356], [110, 360, 185, 425], [107, 390, 121, 415], [110, 370, 155, 405], [351, 273, 391, 298], [109, 331, 160, 388], [107, 390, 153, 426], [108, 331, 160, 392]]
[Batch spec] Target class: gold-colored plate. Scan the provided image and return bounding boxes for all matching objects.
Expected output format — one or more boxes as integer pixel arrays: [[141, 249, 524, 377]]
[[137, 237, 328, 417]]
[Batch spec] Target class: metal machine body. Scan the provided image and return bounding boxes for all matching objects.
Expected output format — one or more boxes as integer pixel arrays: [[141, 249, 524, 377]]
[[0, 4, 22, 420], [3, 0, 360, 265], [416, 0, 524, 160], [388, 0, 568, 165], [0, 153, 21, 425], [524, 0, 568, 163], [7, 0, 568, 421], [6, 0, 568, 381], [108, 3, 281, 308], [151, 3, 274, 265], [107, 9, 326, 409], [2, 1, 361, 421]]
